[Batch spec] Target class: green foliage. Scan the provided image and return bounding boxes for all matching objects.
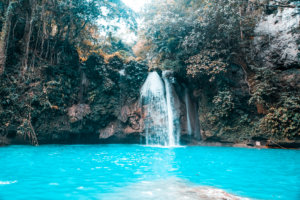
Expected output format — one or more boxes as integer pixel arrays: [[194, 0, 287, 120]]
[[212, 89, 235, 119], [160, 59, 182, 71], [141, 0, 195, 67], [141, 0, 256, 80], [186, 50, 228, 82], [202, 89, 235, 131], [260, 96, 300, 139], [247, 67, 300, 140], [249, 68, 278, 106], [1, 0, 298, 145], [0, 0, 137, 71], [141, 0, 266, 142]]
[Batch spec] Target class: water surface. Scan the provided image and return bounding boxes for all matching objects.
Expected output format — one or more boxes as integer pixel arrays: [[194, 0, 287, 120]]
[[0, 145, 299, 199]]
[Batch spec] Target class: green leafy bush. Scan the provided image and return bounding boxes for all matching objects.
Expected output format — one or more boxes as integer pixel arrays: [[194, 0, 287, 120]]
[[186, 50, 228, 82], [260, 97, 300, 139], [212, 90, 235, 119]]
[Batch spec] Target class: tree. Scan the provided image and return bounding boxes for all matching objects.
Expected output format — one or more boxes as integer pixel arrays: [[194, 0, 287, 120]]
[[1, 0, 137, 74], [0, 0, 15, 75], [22, 0, 36, 75], [0, 0, 138, 145], [139, 0, 256, 78]]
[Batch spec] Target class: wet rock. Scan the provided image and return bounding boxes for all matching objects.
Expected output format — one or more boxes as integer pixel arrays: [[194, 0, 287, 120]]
[[99, 121, 120, 139], [99, 102, 144, 140], [68, 104, 91, 123], [0, 136, 9, 146]]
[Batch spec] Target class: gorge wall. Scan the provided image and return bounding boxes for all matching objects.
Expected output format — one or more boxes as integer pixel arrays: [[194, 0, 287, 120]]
[[0, 0, 299, 147], [189, 1, 300, 147], [0, 52, 149, 145]]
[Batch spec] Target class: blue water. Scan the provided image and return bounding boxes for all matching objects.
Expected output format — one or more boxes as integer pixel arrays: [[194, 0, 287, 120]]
[[0, 145, 299, 200]]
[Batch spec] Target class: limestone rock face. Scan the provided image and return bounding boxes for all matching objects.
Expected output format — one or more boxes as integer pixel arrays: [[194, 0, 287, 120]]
[[2, 2, 299, 146], [99, 121, 120, 139], [280, 69, 300, 89], [68, 104, 91, 123], [119, 103, 144, 133], [98, 102, 144, 142], [28, 55, 147, 144], [253, 5, 299, 69]]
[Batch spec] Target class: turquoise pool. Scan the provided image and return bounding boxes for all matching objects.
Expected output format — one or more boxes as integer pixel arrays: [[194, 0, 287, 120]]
[[0, 145, 299, 199]]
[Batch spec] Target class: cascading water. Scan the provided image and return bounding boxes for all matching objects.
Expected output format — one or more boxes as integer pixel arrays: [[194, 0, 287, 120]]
[[162, 71, 180, 145], [140, 71, 180, 146], [184, 88, 192, 136], [183, 87, 201, 140], [141, 72, 169, 146]]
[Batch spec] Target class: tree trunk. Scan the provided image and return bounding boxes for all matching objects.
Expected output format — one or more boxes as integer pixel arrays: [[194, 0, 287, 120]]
[[239, 6, 244, 41], [0, 1, 15, 75], [22, 0, 35, 75], [39, 3, 47, 57], [64, 0, 73, 43]]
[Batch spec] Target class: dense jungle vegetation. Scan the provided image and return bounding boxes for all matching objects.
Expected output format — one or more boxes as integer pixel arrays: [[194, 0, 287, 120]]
[[0, 0, 299, 145]]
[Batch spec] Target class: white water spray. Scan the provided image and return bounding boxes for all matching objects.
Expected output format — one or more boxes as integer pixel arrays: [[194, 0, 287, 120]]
[[141, 71, 180, 146], [162, 71, 180, 146], [184, 88, 192, 136]]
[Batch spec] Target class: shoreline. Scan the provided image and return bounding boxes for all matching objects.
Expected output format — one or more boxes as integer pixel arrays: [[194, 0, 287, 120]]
[[1, 141, 299, 149], [191, 141, 300, 150]]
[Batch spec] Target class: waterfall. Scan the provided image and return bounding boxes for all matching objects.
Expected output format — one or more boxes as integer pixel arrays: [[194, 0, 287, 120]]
[[162, 71, 180, 145], [194, 103, 201, 140], [184, 88, 192, 136], [141, 71, 180, 146], [141, 72, 169, 146], [183, 87, 201, 140]]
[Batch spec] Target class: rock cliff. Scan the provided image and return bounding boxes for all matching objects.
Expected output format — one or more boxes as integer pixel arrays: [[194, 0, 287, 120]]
[[1, 1, 299, 147]]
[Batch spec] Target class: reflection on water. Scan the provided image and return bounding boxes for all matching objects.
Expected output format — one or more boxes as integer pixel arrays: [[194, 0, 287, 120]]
[[0, 145, 299, 200], [104, 177, 250, 200]]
